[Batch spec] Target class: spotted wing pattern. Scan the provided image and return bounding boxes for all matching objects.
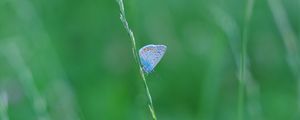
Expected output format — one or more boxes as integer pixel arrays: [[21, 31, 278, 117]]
[[139, 44, 167, 73]]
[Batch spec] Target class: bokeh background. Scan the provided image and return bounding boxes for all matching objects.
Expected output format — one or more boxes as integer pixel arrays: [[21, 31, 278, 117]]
[[0, 0, 300, 120]]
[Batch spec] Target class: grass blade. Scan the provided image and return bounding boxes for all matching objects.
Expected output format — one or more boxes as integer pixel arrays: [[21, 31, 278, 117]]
[[117, 0, 158, 119]]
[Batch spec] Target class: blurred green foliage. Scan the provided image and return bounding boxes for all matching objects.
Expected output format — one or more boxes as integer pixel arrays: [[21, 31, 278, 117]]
[[0, 0, 300, 120]]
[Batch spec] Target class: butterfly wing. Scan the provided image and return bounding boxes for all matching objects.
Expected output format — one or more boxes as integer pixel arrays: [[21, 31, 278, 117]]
[[139, 44, 167, 73]]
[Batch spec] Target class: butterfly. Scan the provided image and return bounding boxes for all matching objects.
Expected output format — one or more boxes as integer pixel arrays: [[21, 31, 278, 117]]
[[139, 44, 167, 73]]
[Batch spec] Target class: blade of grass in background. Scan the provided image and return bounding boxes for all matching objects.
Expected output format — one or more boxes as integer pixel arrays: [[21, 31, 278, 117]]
[[0, 91, 9, 120], [1, 41, 51, 120], [117, 0, 157, 119], [268, 0, 300, 117], [211, 4, 263, 120], [2, 0, 83, 119], [240, 0, 255, 119]]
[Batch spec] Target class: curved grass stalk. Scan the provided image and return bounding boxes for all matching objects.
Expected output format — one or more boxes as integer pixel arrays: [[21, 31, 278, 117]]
[[7, 0, 84, 118], [2, 42, 51, 120], [267, 0, 300, 115], [117, 0, 157, 119]]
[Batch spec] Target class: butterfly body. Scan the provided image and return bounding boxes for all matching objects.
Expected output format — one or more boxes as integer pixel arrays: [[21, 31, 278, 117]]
[[139, 44, 167, 73]]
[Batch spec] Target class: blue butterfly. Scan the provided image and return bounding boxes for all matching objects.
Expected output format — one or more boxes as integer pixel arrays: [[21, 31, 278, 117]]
[[139, 44, 167, 73]]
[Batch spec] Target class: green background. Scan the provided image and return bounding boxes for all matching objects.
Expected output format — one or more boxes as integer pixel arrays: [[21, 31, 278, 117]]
[[0, 0, 300, 120]]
